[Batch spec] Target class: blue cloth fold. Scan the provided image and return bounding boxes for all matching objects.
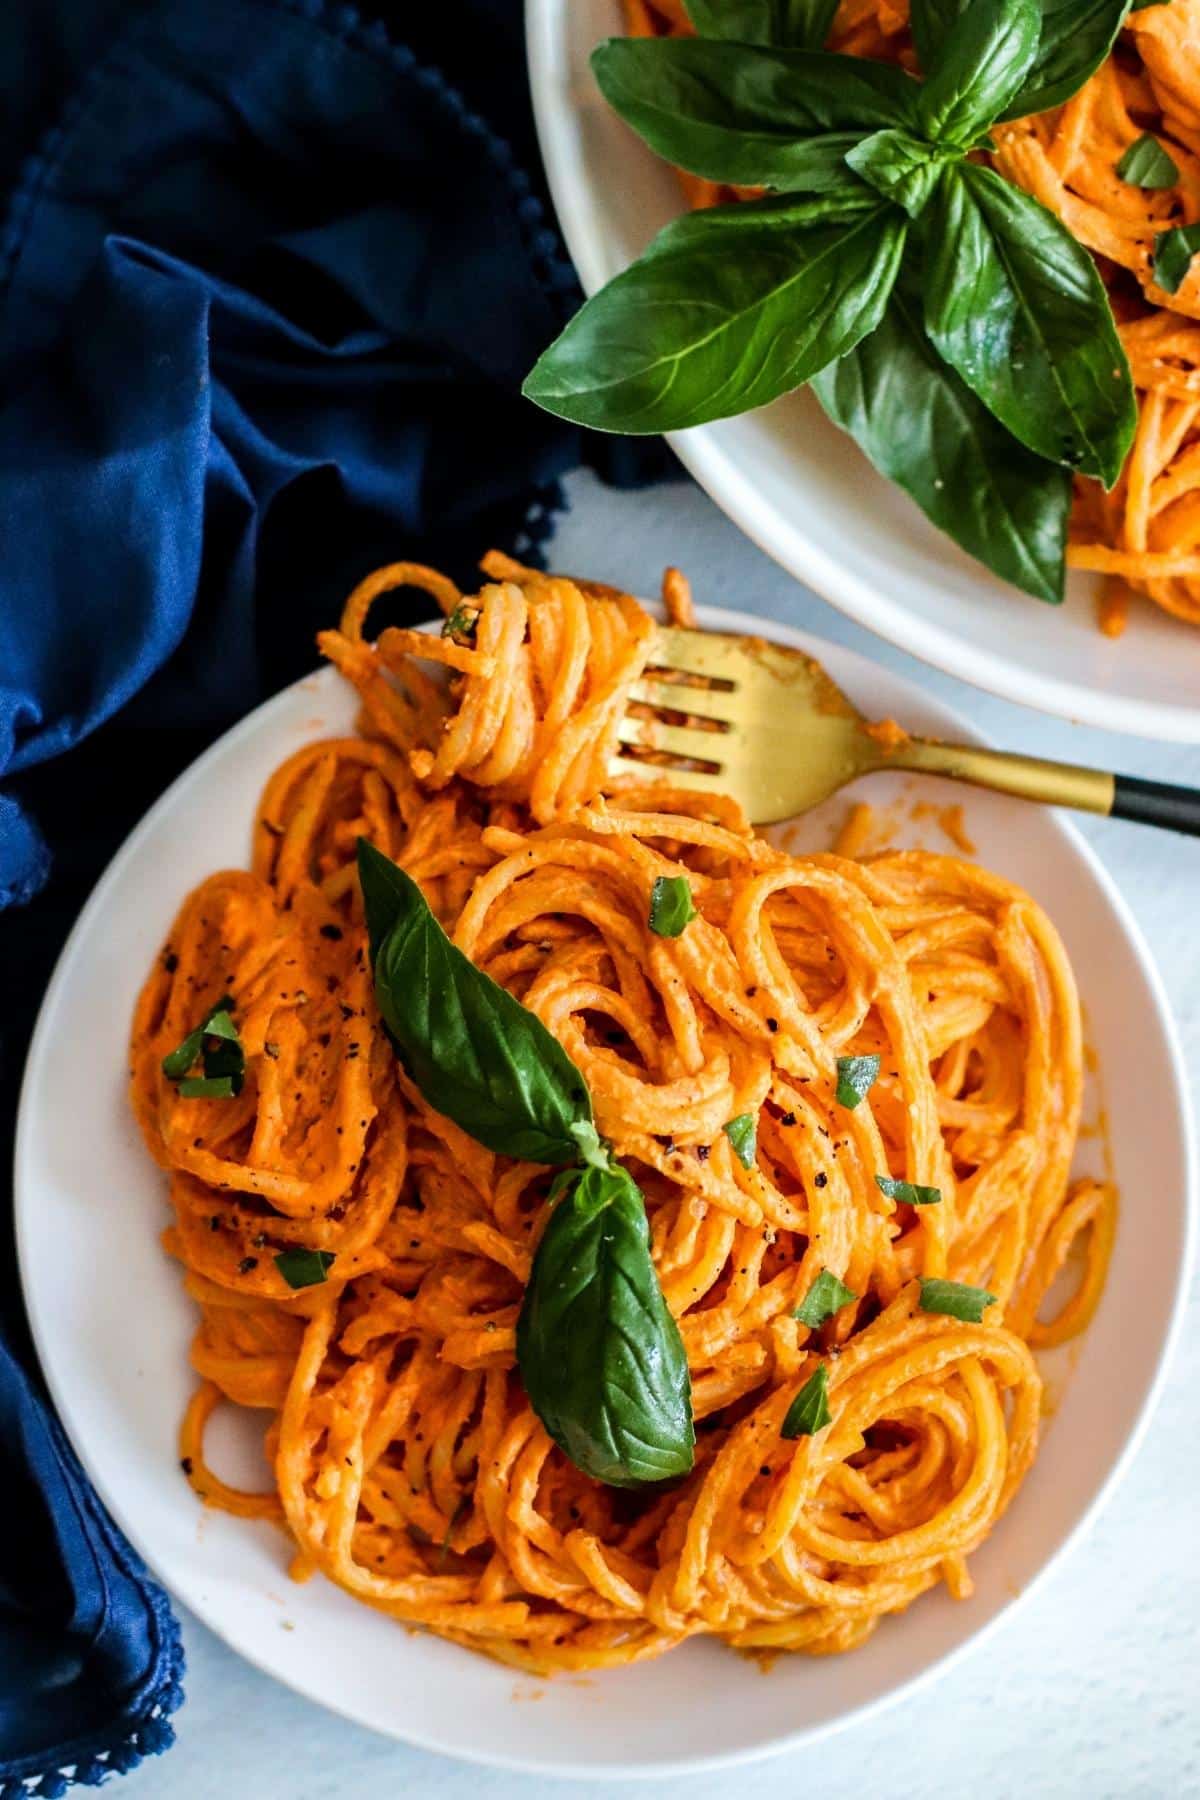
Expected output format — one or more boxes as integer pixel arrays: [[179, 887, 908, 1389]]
[[0, 0, 674, 1783]]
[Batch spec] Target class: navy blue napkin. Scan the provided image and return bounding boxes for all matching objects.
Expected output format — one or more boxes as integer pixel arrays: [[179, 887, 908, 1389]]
[[0, 0, 673, 1784]]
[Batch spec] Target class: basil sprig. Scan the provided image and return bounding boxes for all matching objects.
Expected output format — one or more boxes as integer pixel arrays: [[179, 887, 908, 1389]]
[[523, 0, 1138, 602], [516, 1162, 694, 1486], [358, 840, 694, 1489]]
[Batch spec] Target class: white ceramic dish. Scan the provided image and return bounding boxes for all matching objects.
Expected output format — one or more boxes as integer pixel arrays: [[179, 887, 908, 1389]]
[[15, 610, 1194, 1777], [526, 0, 1200, 742]]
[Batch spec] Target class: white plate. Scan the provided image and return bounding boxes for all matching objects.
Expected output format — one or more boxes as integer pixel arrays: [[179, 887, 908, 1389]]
[[527, 0, 1200, 742], [15, 610, 1194, 1777]]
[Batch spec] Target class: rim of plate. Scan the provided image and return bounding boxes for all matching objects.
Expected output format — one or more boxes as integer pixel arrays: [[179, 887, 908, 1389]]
[[14, 608, 1196, 1777], [525, 0, 1200, 745]]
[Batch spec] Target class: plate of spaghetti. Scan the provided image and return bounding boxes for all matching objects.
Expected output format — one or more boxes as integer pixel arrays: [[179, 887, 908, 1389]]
[[15, 555, 1192, 1775], [526, 0, 1200, 739]]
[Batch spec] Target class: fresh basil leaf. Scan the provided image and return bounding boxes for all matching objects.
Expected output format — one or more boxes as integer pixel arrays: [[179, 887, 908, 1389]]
[[1153, 224, 1200, 295], [177, 1075, 237, 1100], [593, 40, 920, 191], [835, 1052, 880, 1109], [1115, 134, 1179, 189], [918, 1276, 997, 1321], [909, 0, 966, 70], [516, 1162, 694, 1487], [811, 273, 1071, 602], [358, 839, 595, 1165], [845, 128, 949, 217], [684, 0, 839, 47], [724, 1113, 758, 1168], [274, 1248, 336, 1290], [876, 1173, 943, 1205], [523, 192, 906, 433], [794, 1269, 857, 1327], [781, 1362, 832, 1436], [917, 0, 1041, 147], [649, 874, 697, 937], [1001, 0, 1131, 119], [924, 165, 1135, 486]]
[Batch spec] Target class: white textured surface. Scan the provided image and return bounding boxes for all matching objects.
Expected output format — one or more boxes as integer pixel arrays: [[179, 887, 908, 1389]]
[[119, 471, 1200, 1798]]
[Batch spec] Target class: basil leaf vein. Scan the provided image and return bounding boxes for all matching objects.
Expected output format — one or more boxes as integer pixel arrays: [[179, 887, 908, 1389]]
[[516, 1162, 695, 1487], [522, 192, 907, 434], [917, 0, 1041, 147], [358, 839, 595, 1164], [924, 164, 1135, 486]]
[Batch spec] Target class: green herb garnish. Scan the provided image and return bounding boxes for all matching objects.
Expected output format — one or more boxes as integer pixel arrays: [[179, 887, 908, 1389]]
[[274, 1248, 336, 1290], [516, 1161, 695, 1486], [1115, 133, 1178, 190], [781, 1362, 832, 1437], [358, 839, 694, 1489], [794, 1268, 857, 1327], [876, 1174, 943, 1206], [523, 0, 1137, 603], [918, 1276, 996, 1321], [162, 996, 245, 1097], [648, 874, 697, 937], [1153, 224, 1200, 295], [835, 1052, 880, 1109], [442, 604, 479, 644], [724, 1112, 758, 1168]]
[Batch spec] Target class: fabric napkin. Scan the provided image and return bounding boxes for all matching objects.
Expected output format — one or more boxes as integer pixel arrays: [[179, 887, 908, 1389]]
[[0, 0, 673, 1784]]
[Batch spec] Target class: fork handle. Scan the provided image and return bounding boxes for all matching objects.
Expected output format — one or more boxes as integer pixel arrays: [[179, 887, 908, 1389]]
[[896, 739, 1200, 836], [1111, 773, 1200, 835]]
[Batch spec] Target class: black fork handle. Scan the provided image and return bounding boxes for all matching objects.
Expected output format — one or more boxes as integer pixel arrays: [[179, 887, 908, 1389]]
[[1111, 773, 1200, 836]]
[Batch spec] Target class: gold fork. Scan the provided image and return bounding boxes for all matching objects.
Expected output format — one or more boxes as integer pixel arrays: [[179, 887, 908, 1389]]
[[611, 625, 1200, 834]]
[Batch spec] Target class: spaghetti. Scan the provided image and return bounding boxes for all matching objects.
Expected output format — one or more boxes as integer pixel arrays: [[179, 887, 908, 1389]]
[[627, 0, 1200, 637], [130, 557, 1113, 1672]]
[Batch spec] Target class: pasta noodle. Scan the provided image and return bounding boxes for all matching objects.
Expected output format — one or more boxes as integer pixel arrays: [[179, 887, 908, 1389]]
[[130, 556, 1113, 1672], [628, 0, 1200, 637]]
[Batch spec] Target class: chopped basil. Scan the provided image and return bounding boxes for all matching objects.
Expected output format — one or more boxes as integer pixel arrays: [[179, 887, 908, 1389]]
[[1153, 224, 1200, 294], [648, 875, 697, 937], [162, 996, 245, 1096], [781, 1362, 832, 1437], [1116, 133, 1179, 190], [794, 1268, 856, 1328], [177, 1076, 237, 1100], [876, 1174, 942, 1206], [274, 1248, 336, 1289], [835, 1052, 880, 1109], [918, 1276, 996, 1322], [442, 604, 479, 644], [724, 1113, 757, 1169]]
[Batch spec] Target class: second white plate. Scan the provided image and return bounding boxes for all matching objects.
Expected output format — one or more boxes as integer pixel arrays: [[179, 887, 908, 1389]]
[[527, 0, 1200, 741]]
